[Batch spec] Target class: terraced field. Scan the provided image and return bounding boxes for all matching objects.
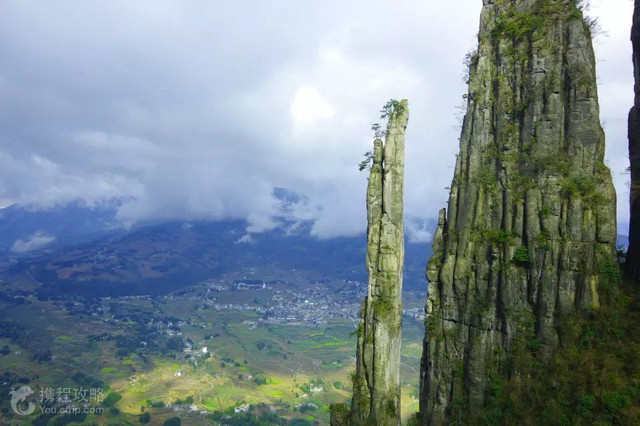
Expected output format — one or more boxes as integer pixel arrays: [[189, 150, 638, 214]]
[[0, 283, 425, 424]]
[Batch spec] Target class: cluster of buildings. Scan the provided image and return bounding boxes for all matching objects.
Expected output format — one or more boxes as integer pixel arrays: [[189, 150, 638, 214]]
[[199, 277, 425, 326], [199, 278, 366, 326]]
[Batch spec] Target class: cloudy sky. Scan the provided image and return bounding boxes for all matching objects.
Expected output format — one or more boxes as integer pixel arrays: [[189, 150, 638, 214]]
[[0, 0, 634, 241]]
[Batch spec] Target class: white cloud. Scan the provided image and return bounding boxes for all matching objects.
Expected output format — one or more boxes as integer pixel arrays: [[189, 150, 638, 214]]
[[11, 231, 56, 253], [246, 211, 279, 234], [291, 86, 334, 126], [0, 0, 633, 238], [236, 234, 254, 244], [406, 218, 434, 244]]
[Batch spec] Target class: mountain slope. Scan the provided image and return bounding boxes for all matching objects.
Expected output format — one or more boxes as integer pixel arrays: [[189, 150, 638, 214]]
[[2, 219, 432, 298], [0, 200, 125, 254]]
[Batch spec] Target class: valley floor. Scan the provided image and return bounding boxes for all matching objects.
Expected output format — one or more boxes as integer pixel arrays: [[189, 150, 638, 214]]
[[0, 279, 425, 425]]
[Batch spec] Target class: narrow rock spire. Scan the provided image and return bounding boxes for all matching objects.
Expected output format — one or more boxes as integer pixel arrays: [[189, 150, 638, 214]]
[[419, 1, 617, 423], [349, 99, 409, 425], [627, 0, 640, 281]]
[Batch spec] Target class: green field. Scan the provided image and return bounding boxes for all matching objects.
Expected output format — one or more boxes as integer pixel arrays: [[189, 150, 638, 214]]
[[0, 284, 425, 425]]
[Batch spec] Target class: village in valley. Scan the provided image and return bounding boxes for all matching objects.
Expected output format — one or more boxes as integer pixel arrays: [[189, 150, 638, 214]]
[[0, 270, 427, 424]]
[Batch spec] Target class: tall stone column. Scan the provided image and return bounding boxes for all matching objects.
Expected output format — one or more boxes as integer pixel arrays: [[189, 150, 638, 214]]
[[418, 1, 617, 424], [350, 100, 408, 425]]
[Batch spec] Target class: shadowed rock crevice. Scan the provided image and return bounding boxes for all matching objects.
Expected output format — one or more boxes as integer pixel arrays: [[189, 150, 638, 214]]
[[418, 1, 617, 424]]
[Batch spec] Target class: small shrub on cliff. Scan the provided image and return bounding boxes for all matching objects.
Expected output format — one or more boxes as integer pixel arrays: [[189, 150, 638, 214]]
[[513, 247, 530, 265], [380, 99, 405, 119], [358, 151, 374, 172], [561, 175, 605, 205], [492, 11, 542, 42], [371, 123, 385, 139], [482, 229, 517, 245]]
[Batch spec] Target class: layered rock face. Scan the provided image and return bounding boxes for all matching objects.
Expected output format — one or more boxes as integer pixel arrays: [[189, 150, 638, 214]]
[[419, 1, 617, 423], [627, 0, 640, 281], [350, 100, 408, 425]]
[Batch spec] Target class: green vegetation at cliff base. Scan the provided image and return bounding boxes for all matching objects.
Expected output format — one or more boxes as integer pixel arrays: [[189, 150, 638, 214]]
[[468, 274, 639, 425]]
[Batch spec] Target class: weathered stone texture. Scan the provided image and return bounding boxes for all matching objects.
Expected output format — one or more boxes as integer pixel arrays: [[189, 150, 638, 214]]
[[627, 0, 640, 281], [419, 1, 617, 423], [351, 100, 408, 426]]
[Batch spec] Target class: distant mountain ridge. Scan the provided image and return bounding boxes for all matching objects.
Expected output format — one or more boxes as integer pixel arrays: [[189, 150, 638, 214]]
[[0, 200, 127, 254], [0, 203, 433, 298]]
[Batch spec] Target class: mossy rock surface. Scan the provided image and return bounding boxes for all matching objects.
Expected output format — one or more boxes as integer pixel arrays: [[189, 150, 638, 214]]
[[419, 0, 619, 423]]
